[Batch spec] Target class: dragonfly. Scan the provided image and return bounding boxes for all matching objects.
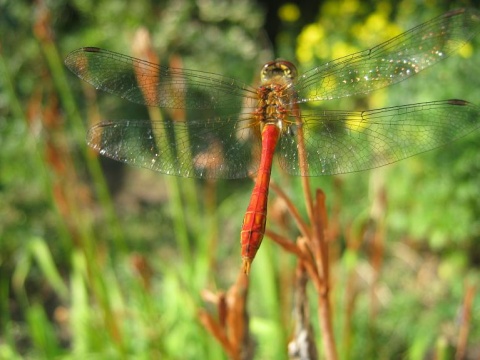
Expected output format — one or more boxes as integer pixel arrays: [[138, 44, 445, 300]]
[[66, 8, 480, 274]]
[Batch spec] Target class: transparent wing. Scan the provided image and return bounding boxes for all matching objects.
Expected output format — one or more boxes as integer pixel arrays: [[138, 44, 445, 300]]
[[278, 100, 480, 175], [65, 47, 258, 110], [294, 8, 480, 102], [87, 115, 261, 179]]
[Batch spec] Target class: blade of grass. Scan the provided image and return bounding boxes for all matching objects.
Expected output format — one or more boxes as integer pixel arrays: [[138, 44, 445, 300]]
[[131, 34, 195, 268], [26, 304, 61, 358], [33, 12, 126, 253], [0, 46, 72, 254], [29, 237, 68, 299]]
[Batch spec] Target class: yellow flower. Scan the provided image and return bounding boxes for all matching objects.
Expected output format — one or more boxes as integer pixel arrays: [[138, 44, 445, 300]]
[[278, 3, 300, 22], [296, 24, 325, 63], [459, 43, 473, 58], [331, 41, 359, 61]]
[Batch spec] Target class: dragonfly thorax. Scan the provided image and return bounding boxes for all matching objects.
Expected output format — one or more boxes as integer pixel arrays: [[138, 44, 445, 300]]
[[254, 60, 298, 129], [254, 85, 289, 130]]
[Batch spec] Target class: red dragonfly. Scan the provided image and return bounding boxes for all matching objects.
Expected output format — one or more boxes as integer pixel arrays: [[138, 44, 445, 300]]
[[66, 9, 480, 273]]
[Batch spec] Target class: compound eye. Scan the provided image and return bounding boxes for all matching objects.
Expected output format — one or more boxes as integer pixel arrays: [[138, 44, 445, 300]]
[[261, 60, 298, 82]]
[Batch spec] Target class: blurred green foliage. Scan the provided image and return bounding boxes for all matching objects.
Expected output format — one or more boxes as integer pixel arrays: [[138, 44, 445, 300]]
[[1, 0, 480, 359]]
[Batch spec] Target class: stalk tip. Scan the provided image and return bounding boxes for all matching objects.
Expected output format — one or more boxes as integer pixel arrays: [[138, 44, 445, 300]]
[[242, 258, 251, 275]]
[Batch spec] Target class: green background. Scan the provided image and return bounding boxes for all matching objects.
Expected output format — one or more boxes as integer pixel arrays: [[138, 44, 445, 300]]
[[1, 0, 480, 358]]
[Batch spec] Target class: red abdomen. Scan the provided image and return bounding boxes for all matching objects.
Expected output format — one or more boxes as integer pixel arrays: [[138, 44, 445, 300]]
[[241, 124, 280, 273]]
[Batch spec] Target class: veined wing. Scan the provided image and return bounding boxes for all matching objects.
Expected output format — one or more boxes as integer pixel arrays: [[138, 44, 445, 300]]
[[87, 114, 261, 179], [277, 100, 480, 175], [294, 8, 480, 103], [65, 47, 258, 110]]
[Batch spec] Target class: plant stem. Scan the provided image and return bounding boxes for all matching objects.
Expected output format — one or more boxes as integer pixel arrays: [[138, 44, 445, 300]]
[[36, 24, 125, 252], [294, 103, 338, 360]]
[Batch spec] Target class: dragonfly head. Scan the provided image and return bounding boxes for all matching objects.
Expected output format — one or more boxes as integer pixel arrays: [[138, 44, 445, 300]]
[[260, 60, 297, 85]]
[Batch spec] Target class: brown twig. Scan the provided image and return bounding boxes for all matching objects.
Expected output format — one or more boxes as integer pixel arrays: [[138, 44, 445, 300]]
[[455, 282, 476, 360], [292, 104, 314, 222], [199, 271, 253, 360], [292, 100, 338, 360], [265, 229, 305, 259], [311, 190, 329, 282], [269, 180, 311, 239], [311, 191, 337, 360]]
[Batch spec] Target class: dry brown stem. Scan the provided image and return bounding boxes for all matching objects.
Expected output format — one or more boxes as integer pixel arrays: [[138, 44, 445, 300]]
[[199, 272, 253, 360]]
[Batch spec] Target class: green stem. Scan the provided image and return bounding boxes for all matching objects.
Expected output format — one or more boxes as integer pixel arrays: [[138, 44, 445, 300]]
[[0, 47, 72, 253], [41, 40, 126, 252]]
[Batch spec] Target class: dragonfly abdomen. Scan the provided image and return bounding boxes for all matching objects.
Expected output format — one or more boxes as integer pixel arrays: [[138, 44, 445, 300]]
[[241, 124, 280, 273]]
